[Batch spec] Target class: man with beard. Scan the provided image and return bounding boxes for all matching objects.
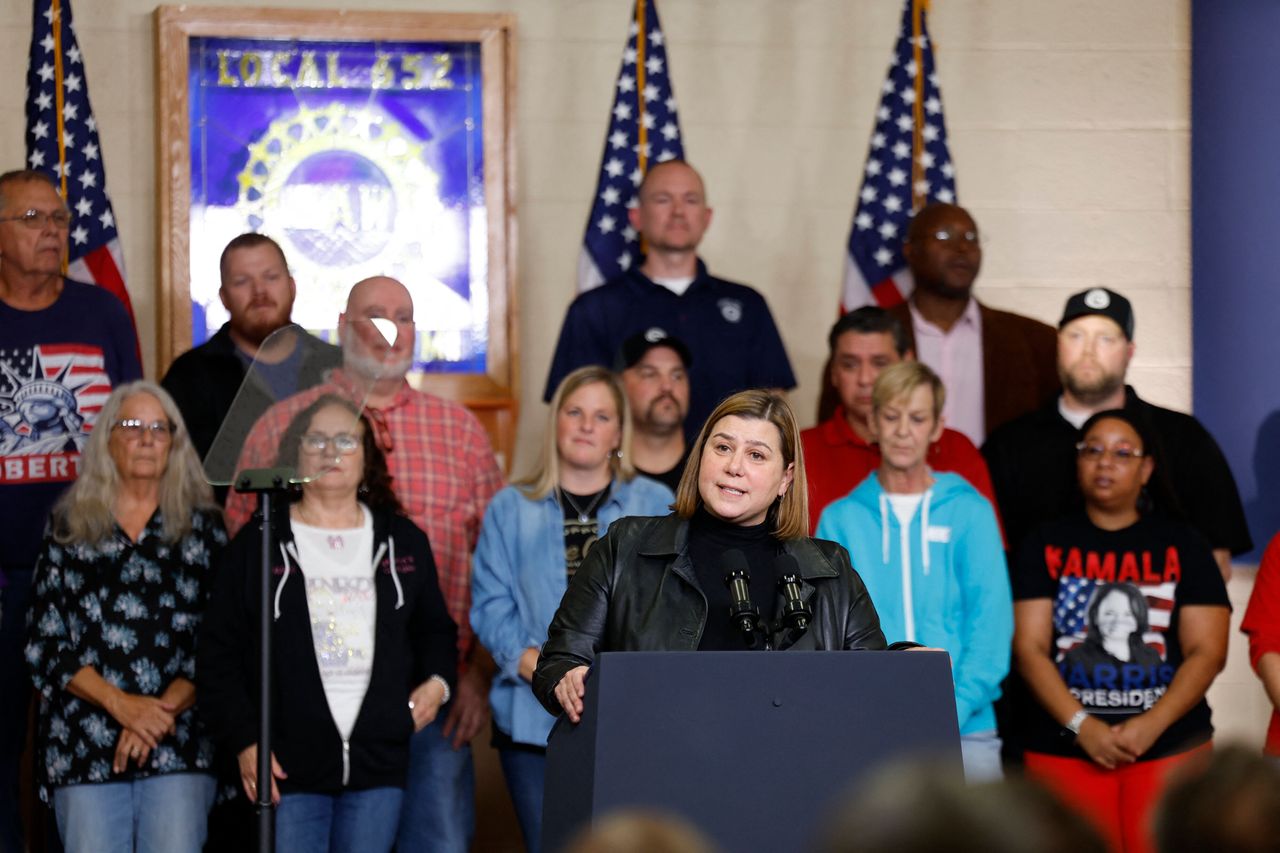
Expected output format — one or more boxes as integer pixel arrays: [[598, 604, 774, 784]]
[[616, 330, 691, 491], [161, 233, 341, 464], [887, 203, 1060, 445], [982, 288, 1250, 579], [223, 276, 504, 853], [544, 160, 795, 440]]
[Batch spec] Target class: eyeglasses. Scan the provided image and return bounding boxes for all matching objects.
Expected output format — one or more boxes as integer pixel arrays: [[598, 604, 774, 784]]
[[928, 229, 982, 245], [301, 432, 361, 455], [1076, 442, 1145, 464], [112, 419, 175, 440], [0, 208, 72, 230]]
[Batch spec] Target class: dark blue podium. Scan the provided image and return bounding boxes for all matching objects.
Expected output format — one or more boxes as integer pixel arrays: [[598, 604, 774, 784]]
[[542, 650, 961, 853]]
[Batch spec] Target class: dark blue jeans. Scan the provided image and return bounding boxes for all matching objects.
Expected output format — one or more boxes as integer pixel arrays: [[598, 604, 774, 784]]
[[497, 748, 546, 853], [395, 712, 474, 853], [277, 787, 403, 853]]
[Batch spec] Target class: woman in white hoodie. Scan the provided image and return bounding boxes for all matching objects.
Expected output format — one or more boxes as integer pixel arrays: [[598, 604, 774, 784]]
[[816, 362, 1012, 782]]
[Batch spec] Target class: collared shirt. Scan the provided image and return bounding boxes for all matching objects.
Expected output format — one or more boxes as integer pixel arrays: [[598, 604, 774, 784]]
[[910, 297, 985, 445], [543, 259, 796, 439], [224, 371, 504, 667]]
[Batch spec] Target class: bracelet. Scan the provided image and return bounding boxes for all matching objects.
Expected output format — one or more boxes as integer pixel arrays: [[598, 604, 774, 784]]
[[1065, 709, 1089, 736], [429, 674, 452, 706]]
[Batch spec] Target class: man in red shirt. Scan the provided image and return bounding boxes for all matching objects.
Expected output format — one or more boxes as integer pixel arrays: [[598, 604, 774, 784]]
[[802, 306, 1000, 536]]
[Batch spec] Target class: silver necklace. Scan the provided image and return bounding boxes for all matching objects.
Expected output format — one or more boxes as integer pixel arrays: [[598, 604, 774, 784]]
[[560, 486, 606, 523]]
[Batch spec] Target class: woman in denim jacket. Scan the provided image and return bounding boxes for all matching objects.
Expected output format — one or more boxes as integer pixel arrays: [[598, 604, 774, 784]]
[[470, 366, 673, 852]]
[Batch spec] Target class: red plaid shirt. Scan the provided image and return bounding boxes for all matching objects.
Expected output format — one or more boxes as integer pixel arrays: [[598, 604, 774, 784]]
[[224, 371, 504, 667]]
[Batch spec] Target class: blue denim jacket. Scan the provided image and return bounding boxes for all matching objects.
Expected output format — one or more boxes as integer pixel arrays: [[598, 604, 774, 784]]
[[471, 475, 674, 747]]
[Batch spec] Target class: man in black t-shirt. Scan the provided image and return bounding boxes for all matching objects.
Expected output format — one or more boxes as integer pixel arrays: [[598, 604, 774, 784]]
[[161, 233, 341, 464], [616, 331, 692, 492], [983, 288, 1250, 580]]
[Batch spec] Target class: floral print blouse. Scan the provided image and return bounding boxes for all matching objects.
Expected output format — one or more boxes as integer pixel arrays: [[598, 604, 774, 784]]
[[24, 508, 227, 799]]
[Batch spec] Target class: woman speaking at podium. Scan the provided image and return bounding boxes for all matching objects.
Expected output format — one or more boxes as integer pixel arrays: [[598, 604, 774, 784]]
[[533, 390, 887, 722]]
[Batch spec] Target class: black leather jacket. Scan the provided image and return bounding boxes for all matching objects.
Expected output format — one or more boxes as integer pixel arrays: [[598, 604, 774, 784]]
[[533, 514, 886, 715]]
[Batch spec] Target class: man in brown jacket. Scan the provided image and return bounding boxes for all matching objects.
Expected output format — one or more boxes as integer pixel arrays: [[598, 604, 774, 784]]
[[889, 203, 1059, 445]]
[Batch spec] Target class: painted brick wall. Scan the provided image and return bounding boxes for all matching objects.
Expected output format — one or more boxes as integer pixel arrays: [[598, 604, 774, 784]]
[[2, 0, 1264, 744]]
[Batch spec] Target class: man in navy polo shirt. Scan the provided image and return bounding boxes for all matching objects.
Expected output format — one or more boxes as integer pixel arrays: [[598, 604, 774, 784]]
[[544, 160, 795, 437]]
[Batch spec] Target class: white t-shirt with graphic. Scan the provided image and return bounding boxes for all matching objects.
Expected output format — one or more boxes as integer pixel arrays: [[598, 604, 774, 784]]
[[293, 505, 376, 741]]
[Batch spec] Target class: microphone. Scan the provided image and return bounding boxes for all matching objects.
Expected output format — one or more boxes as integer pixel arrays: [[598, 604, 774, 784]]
[[722, 549, 760, 644], [775, 554, 811, 632]]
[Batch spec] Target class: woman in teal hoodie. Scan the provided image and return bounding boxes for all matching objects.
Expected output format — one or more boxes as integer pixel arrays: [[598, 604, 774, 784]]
[[816, 361, 1012, 781]]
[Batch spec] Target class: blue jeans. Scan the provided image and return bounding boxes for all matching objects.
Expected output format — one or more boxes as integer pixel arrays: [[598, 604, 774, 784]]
[[0, 570, 34, 853], [276, 787, 403, 853], [52, 772, 216, 853], [960, 730, 1005, 783], [395, 713, 475, 853], [497, 748, 546, 853]]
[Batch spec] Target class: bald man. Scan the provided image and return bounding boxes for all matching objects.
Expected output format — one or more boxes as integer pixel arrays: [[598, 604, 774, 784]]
[[544, 159, 795, 438], [887, 203, 1059, 444], [221, 276, 504, 852]]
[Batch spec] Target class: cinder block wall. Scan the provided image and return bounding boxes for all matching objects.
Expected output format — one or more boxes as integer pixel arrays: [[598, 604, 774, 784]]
[[0, 0, 1266, 745]]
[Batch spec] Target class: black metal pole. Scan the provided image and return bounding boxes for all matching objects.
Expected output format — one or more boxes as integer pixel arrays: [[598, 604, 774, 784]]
[[256, 488, 275, 853]]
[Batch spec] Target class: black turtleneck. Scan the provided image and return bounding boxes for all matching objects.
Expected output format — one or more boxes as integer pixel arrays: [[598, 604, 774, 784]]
[[687, 508, 782, 650]]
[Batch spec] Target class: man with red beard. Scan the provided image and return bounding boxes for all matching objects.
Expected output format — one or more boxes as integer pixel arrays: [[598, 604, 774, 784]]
[[982, 287, 1250, 577], [161, 233, 341, 462], [887, 203, 1060, 446]]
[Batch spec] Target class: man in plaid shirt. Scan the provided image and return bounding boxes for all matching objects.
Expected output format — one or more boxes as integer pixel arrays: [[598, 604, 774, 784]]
[[224, 276, 504, 851]]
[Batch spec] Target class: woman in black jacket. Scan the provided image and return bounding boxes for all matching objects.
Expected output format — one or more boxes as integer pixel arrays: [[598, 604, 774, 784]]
[[200, 394, 456, 853], [533, 390, 886, 722]]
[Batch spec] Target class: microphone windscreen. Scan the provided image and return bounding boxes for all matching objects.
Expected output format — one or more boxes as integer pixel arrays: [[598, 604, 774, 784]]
[[774, 552, 800, 577], [722, 548, 750, 575]]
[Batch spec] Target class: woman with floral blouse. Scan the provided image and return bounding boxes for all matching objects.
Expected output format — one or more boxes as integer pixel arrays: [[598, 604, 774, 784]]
[[24, 381, 226, 853]]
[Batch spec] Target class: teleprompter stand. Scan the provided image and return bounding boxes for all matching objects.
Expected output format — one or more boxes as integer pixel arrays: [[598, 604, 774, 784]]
[[233, 467, 296, 853]]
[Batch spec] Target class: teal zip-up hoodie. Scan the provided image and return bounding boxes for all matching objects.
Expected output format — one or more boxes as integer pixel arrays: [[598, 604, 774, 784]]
[[816, 471, 1012, 735]]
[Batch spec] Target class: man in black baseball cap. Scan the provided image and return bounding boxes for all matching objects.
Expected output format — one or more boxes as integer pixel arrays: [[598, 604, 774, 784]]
[[616, 330, 692, 491], [985, 286, 1250, 577], [1058, 286, 1135, 340]]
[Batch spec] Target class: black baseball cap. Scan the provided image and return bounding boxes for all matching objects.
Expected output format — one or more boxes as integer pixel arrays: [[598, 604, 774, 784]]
[[1059, 288, 1135, 340], [615, 330, 693, 371]]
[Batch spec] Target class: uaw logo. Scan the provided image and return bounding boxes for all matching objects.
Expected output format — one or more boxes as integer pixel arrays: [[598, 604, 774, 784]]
[[233, 103, 456, 332], [0, 345, 109, 484], [717, 298, 743, 324]]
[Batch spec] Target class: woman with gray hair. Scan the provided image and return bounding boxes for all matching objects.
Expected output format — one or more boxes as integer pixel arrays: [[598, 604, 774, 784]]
[[24, 380, 226, 853]]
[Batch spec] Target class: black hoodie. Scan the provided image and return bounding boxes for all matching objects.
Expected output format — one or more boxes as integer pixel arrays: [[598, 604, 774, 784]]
[[200, 507, 457, 793]]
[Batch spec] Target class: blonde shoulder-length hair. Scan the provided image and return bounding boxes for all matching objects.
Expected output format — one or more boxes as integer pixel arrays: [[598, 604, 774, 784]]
[[516, 365, 637, 500], [51, 380, 216, 545], [672, 389, 809, 540]]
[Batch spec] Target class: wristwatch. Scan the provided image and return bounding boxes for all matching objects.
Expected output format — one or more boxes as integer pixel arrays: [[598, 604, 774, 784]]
[[1065, 709, 1089, 736]]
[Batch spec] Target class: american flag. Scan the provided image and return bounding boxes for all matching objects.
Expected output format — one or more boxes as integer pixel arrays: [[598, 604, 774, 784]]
[[840, 0, 957, 310], [25, 0, 137, 330], [577, 0, 685, 293]]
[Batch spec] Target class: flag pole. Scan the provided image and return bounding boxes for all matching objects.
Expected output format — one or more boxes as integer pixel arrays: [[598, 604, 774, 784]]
[[910, 0, 929, 211]]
